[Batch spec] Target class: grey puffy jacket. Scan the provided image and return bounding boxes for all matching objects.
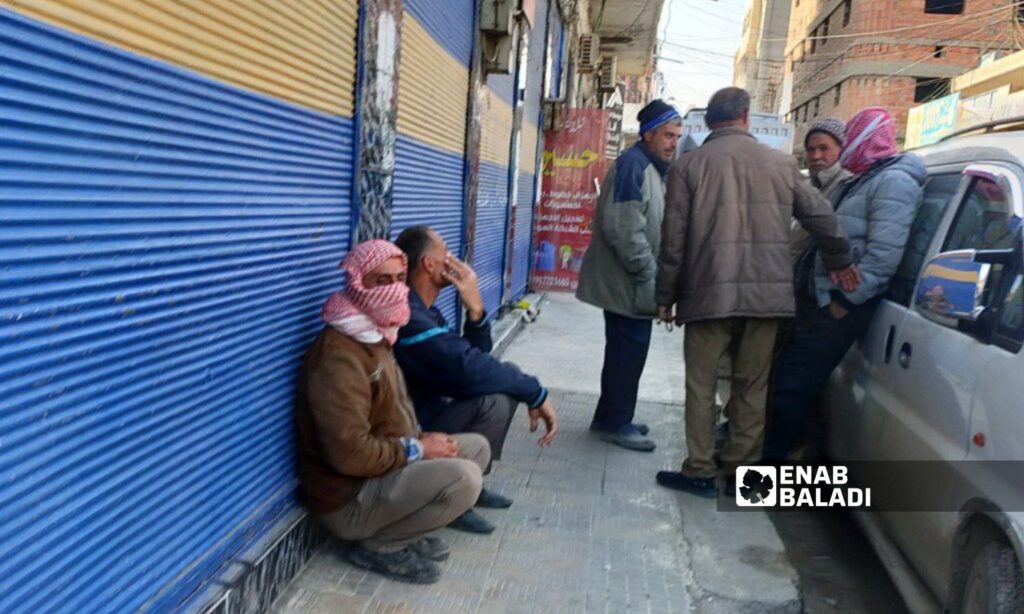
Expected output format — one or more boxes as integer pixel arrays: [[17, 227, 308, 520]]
[[812, 154, 927, 307]]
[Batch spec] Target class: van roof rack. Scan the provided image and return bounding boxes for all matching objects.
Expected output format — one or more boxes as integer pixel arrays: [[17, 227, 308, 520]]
[[939, 115, 1024, 143]]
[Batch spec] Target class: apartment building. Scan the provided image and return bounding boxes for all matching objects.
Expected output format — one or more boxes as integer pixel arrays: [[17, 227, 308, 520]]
[[734, 0, 792, 114], [782, 0, 1019, 153]]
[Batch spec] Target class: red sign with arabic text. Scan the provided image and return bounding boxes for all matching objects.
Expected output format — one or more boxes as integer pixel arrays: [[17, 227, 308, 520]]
[[531, 109, 610, 292]]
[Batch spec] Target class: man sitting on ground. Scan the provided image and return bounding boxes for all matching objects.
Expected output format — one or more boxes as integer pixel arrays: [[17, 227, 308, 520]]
[[295, 239, 489, 584], [394, 226, 558, 535]]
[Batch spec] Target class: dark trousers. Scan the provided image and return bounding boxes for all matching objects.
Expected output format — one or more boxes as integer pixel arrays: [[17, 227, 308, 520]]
[[763, 299, 879, 462], [423, 394, 518, 473], [592, 311, 653, 430]]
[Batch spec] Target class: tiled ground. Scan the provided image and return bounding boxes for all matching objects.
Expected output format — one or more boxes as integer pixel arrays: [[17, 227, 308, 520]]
[[272, 294, 798, 614], [272, 391, 693, 614]]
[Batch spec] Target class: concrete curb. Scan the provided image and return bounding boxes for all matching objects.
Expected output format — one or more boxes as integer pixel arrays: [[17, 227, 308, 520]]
[[491, 292, 546, 358]]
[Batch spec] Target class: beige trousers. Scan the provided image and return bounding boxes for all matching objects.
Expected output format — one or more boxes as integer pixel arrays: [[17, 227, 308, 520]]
[[319, 433, 490, 552], [682, 318, 780, 479]]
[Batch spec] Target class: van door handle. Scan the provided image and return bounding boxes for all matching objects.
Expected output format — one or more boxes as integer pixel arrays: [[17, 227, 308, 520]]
[[898, 343, 912, 369], [884, 326, 896, 364]]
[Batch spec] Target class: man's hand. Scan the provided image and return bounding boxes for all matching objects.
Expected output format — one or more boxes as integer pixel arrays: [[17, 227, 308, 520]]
[[829, 301, 849, 320], [829, 265, 862, 293], [420, 432, 459, 459], [657, 305, 675, 324], [443, 254, 485, 322], [528, 399, 558, 447]]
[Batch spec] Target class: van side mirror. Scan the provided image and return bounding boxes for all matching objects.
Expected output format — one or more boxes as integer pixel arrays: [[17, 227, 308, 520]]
[[914, 250, 992, 327]]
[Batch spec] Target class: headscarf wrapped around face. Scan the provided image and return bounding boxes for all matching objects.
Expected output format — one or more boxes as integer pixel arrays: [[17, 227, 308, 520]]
[[322, 240, 410, 346], [840, 107, 899, 175]]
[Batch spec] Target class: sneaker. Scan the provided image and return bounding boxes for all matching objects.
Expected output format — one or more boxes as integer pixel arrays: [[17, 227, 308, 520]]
[[346, 544, 441, 584], [448, 509, 496, 534], [409, 536, 450, 562], [476, 487, 514, 509], [656, 470, 718, 498], [590, 421, 650, 436], [599, 424, 656, 452]]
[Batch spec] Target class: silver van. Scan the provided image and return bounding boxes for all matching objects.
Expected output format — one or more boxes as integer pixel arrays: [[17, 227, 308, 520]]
[[823, 126, 1024, 613]]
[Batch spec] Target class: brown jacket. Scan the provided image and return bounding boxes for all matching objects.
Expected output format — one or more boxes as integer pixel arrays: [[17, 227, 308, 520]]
[[295, 327, 420, 515], [656, 128, 852, 324]]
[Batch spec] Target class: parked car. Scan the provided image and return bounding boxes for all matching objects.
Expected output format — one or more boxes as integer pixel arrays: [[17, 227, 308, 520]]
[[823, 125, 1024, 614]]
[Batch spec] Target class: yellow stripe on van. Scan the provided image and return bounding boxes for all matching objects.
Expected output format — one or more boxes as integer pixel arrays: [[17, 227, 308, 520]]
[[396, 14, 469, 154], [4, 0, 358, 117]]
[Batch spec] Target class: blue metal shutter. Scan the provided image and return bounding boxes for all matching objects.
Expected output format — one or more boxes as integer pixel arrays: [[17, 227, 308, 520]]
[[508, 0, 551, 301], [393, 0, 474, 325], [0, 9, 355, 613], [475, 72, 516, 317]]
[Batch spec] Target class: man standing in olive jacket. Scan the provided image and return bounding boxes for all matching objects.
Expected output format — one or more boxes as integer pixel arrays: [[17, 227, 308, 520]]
[[654, 88, 859, 498], [576, 99, 682, 452]]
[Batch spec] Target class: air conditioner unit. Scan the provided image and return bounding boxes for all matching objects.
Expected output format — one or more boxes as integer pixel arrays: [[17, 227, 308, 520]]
[[598, 57, 617, 92], [480, 0, 516, 35], [482, 34, 514, 75], [578, 34, 600, 72]]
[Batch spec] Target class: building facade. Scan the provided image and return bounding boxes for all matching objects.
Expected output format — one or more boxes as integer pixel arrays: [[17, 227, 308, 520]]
[[734, 0, 792, 114], [782, 0, 1018, 154], [0, 0, 659, 612]]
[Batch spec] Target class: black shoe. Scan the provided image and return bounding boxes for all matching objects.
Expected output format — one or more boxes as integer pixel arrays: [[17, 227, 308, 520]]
[[409, 536, 450, 562], [590, 421, 650, 436], [656, 471, 718, 498], [724, 475, 737, 498], [448, 509, 496, 534], [346, 544, 441, 584], [476, 488, 514, 509]]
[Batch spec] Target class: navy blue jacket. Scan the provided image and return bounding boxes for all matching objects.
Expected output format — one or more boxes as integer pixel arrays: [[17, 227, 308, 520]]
[[394, 291, 548, 426]]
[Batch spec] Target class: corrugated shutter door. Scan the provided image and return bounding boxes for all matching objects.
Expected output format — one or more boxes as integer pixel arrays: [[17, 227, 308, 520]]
[[393, 0, 474, 325], [0, 4, 357, 612], [509, 3, 550, 300], [475, 72, 516, 317]]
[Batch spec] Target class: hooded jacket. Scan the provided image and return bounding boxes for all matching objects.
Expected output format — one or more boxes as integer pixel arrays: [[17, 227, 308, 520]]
[[811, 154, 927, 307]]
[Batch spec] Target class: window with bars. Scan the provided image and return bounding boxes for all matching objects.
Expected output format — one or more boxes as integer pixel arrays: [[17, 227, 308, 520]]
[[843, 0, 851, 26]]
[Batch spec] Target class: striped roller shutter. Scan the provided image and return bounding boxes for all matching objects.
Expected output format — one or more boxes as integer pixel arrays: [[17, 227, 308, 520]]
[[475, 71, 516, 317], [508, 1, 551, 301], [0, 3, 357, 612], [392, 0, 474, 325]]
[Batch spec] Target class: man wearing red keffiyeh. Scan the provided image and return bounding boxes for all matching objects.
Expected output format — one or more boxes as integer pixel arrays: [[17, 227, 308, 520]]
[[295, 240, 492, 585]]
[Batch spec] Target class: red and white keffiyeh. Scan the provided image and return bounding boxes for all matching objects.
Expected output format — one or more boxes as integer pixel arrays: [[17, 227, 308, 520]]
[[322, 240, 410, 346], [840, 107, 899, 175]]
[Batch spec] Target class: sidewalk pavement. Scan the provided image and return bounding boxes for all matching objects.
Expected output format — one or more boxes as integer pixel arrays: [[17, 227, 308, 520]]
[[272, 293, 799, 614]]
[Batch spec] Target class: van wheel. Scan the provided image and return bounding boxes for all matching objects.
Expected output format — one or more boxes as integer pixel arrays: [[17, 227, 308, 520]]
[[960, 541, 1024, 614]]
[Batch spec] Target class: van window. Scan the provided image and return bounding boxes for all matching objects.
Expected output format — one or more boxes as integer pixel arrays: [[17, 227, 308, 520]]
[[944, 177, 1016, 252], [995, 272, 1024, 352], [889, 173, 963, 306]]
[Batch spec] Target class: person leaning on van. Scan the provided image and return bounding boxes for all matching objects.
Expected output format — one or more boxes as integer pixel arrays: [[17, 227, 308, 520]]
[[764, 107, 927, 463]]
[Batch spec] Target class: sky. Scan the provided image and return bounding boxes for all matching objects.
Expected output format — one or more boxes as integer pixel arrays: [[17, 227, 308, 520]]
[[656, 0, 749, 112]]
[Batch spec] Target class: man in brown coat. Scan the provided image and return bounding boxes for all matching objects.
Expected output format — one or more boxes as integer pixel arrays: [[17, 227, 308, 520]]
[[295, 240, 489, 584], [654, 88, 860, 498]]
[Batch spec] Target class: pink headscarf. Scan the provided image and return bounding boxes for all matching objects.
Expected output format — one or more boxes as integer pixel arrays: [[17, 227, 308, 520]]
[[840, 107, 899, 175], [322, 240, 411, 346]]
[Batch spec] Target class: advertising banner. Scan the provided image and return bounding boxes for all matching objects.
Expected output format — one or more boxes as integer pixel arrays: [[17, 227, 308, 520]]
[[531, 109, 609, 292], [905, 93, 960, 149]]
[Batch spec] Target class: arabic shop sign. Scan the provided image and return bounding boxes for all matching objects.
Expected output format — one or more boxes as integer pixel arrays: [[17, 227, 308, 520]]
[[604, 86, 624, 159], [533, 109, 610, 292], [905, 93, 960, 149]]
